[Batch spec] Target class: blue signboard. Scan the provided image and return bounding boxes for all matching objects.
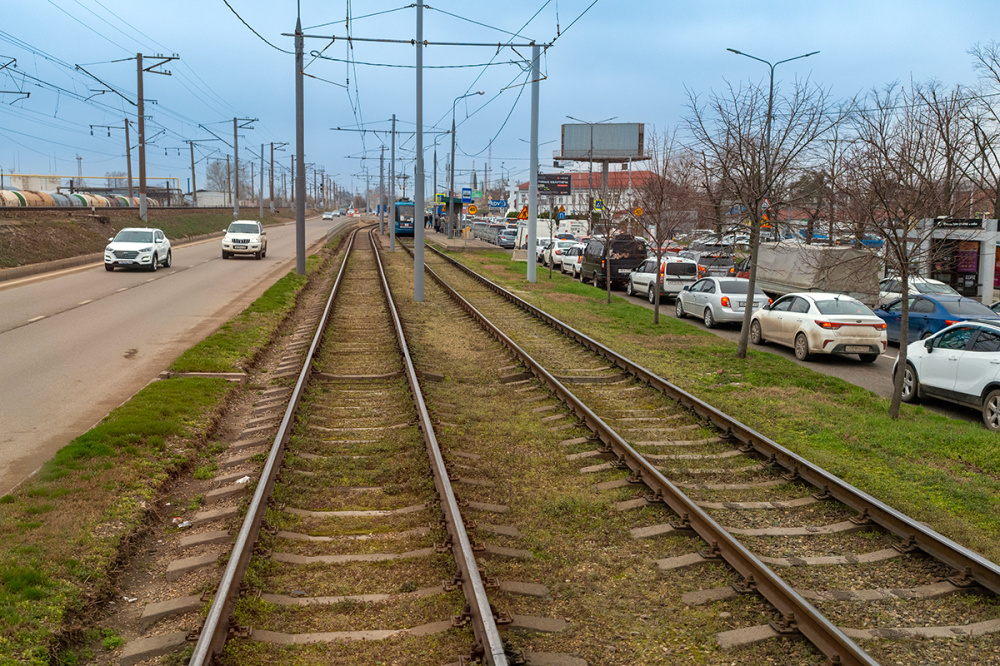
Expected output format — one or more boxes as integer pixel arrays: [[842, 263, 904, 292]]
[[462, 188, 472, 203], [558, 211, 566, 219], [489, 199, 508, 209]]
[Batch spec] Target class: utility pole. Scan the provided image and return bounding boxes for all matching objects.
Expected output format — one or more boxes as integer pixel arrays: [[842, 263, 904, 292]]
[[188, 140, 197, 206], [232, 117, 256, 218], [379, 145, 385, 234], [226, 154, 231, 206], [124, 120, 133, 198], [527, 43, 540, 283], [390, 113, 396, 252], [414, 1, 425, 301], [260, 144, 264, 219], [136, 53, 177, 223], [294, 14, 306, 275]]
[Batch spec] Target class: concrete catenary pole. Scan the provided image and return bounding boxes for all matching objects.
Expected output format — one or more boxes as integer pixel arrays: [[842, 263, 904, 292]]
[[125, 119, 134, 199], [527, 43, 540, 283], [137, 53, 147, 223], [260, 144, 264, 219], [294, 17, 306, 275], [233, 118, 240, 218], [413, 2, 425, 301], [390, 113, 396, 252], [188, 140, 196, 206], [379, 145, 385, 234]]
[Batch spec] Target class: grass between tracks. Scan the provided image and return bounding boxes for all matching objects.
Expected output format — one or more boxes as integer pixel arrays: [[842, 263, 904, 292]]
[[448, 249, 1000, 565], [0, 234, 343, 665]]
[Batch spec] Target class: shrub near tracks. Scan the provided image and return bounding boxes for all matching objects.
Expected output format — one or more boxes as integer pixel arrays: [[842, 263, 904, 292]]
[[0, 238, 343, 665], [444, 251, 1000, 576]]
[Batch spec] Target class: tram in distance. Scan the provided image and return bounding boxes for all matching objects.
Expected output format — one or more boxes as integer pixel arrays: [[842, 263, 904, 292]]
[[394, 199, 415, 237]]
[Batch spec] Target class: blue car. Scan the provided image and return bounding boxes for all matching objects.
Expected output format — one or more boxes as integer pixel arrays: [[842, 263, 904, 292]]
[[874, 294, 1000, 344]]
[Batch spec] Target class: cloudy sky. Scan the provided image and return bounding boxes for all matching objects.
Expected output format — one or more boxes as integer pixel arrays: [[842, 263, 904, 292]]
[[2, 0, 999, 198]]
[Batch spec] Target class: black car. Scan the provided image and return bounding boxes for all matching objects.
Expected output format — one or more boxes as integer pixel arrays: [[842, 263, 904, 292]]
[[579, 234, 647, 289]]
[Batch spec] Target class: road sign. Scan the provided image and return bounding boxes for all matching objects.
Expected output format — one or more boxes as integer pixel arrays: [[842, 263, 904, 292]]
[[517, 206, 529, 220], [468, 204, 478, 215], [488, 199, 508, 209], [634, 207, 643, 217], [558, 211, 566, 220], [537, 173, 572, 195], [593, 199, 604, 211], [558, 205, 565, 212], [472, 190, 483, 199], [762, 198, 771, 210], [462, 188, 472, 203]]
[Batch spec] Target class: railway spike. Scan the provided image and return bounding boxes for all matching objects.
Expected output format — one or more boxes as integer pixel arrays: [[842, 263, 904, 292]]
[[626, 472, 643, 484], [768, 612, 799, 636], [849, 507, 872, 525], [669, 513, 693, 531], [892, 533, 921, 554], [947, 566, 978, 588], [731, 574, 759, 595], [812, 485, 834, 501], [699, 541, 723, 561]]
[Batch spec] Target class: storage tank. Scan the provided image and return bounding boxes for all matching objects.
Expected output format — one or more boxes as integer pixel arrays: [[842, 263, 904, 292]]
[[47, 192, 74, 206], [0, 190, 23, 206], [18, 190, 49, 206], [114, 195, 132, 207], [69, 193, 88, 206]]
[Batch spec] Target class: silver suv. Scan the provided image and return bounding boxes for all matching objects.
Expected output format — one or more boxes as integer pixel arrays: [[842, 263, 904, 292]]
[[222, 220, 267, 260]]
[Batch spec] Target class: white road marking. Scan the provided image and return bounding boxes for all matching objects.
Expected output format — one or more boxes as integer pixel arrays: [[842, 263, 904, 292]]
[[145, 278, 156, 282], [78, 299, 93, 305], [28, 315, 46, 323], [116, 287, 128, 292]]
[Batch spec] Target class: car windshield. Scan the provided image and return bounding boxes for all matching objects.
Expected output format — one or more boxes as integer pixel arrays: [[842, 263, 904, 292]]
[[814, 298, 874, 316], [719, 279, 764, 295], [915, 282, 958, 295], [228, 223, 259, 234], [942, 299, 996, 316], [114, 229, 153, 243]]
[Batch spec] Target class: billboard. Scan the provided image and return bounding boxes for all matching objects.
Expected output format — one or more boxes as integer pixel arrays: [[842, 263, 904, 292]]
[[560, 122, 644, 161], [537, 173, 572, 195]]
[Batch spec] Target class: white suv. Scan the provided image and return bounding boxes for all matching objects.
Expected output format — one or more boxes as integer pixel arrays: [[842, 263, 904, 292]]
[[105, 227, 171, 272], [222, 220, 267, 259], [895, 321, 1000, 430]]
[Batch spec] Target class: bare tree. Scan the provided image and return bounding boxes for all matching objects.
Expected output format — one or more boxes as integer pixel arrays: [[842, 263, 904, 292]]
[[963, 42, 1000, 217], [589, 167, 639, 303], [633, 129, 698, 323], [841, 82, 956, 418], [687, 76, 847, 357]]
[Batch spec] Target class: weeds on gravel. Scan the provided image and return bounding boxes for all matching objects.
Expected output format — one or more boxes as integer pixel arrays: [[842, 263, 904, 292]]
[[448, 250, 1000, 566]]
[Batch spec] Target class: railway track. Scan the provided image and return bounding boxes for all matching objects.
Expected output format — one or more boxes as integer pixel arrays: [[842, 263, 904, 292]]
[[395, 240, 1000, 665]]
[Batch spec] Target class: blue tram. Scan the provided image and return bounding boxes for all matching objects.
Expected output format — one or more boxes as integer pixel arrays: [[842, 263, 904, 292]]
[[394, 199, 415, 237]]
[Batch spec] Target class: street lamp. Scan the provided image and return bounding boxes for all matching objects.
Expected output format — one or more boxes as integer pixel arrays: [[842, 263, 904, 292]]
[[566, 115, 616, 231], [449, 90, 484, 238]]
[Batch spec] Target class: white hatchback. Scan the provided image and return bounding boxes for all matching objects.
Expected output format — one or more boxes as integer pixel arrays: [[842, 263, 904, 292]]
[[222, 220, 267, 260], [895, 321, 1000, 430], [105, 227, 171, 272], [750, 292, 887, 362]]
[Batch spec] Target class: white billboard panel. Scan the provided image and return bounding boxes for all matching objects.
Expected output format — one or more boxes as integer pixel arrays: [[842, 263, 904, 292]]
[[560, 123, 644, 160]]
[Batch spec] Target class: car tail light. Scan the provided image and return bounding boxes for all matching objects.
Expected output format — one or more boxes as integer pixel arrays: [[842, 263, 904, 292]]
[[721, 296, 730, 308], [873, 322, 887, 330], [817, 320, 843, 330], [601, 259, 605, 268], [660, 264, 665, 280], [728, 267, 735, 275], [945, 320, 958, 326], [768, 298, 773, 305]]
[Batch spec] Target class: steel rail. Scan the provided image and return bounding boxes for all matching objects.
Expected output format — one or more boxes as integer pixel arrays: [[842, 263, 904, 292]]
[[373, 231, 507, 664], [189, 228, 360, 664], [423, 244, 1000, 598], [409, 247, 876, 666]]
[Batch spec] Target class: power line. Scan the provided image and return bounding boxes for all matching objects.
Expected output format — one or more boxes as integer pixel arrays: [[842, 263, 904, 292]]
[[221, 0, 293, 55]]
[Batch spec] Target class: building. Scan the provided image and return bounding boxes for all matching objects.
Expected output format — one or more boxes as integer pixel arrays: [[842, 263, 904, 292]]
[[516, 169, 661, 215]]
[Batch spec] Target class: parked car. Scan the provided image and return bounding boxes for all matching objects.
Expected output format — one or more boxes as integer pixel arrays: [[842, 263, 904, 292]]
[[873, 294, 1000, 344], [580, 234, 647, 289], [626, 256, 699, 303], [750, 292, 887, 362], [104, 227, 171, 272], [877, 276, 960, 305], [560, 244, 585, 276], [543, 240, 576, 269], [676, 277, 770, 328], [536, 239, 551, 262], [894, 321, 1000, 430], [498, 228, 517, 249], [554, 232, 577, 241], [221, 220, 267, 260], [678, 250, 737, 278]]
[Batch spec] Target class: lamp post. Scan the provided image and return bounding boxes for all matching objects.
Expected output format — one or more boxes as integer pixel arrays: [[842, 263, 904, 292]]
[[448, 90, 484, 239], [566, 115, 616, 233]]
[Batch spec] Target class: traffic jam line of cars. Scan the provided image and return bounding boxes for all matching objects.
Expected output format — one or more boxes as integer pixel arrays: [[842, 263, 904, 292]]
[[533, 234, 1000, 429]]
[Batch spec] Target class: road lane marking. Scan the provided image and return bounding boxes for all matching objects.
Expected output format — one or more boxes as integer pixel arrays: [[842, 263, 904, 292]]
[[145, 278, 156, 282], [116, 287, 128, 292], [28, 315, 46, 323], [78, 299, 93, 305]]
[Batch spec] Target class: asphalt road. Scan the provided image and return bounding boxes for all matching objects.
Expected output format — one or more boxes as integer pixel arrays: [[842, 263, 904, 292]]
[[0, 216, 350, 495]]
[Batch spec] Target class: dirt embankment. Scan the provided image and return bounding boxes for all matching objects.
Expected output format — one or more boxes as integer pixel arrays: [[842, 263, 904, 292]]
[[0, 207, 315, 269]]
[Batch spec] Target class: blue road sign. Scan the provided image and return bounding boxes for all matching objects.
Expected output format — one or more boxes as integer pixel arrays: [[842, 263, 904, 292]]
[[462, 188, 472, 203], [489, 199, 508, 209], [558, 211, 566, 219]]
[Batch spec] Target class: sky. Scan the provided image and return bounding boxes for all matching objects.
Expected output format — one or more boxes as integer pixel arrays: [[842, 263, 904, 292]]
[[3, 0, 1000, 200]]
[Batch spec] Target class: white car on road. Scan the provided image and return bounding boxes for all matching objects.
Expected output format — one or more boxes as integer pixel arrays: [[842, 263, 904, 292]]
[[105, 227, 172, 272], [750, 292, 887, 362], [675, 277, 769, 328], [222, 220, 267, 260]]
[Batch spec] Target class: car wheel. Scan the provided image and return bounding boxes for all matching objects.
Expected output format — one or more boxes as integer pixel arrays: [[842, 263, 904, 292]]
[[594, 272, 603, 289], [899, 364, 919, 403], [104, 263, 114, 272], [255, 250, 262, 260], [164, 250, 172, 268], [675, 298, 685, 319], [749, 319, 764, 345], [858, 353, 878, 363], [626, 280, 634, 297], [261, 245, 266, 258], [648, 286, 656, 304], [704, 307, 716, 328], [149, 253, 158, 272], [982, 389, 1000, 431], [794, 333, 810, 361], [920, 330, 933, 340], [222, 250, 228, 259]]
